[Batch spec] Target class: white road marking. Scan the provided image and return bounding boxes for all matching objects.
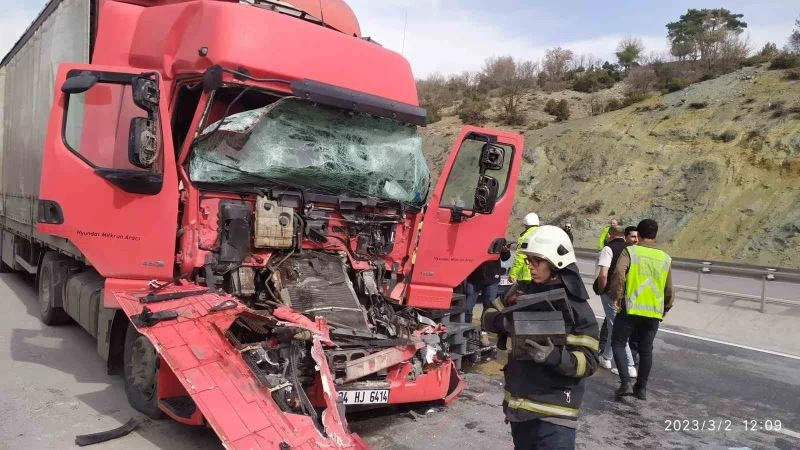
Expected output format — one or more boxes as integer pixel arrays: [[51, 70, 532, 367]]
[[776, 427, 800, 440], [594, 315, 800, 361]]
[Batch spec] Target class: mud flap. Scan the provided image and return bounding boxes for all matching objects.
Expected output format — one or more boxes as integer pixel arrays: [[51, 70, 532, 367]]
[[107, 282, 366, 449]]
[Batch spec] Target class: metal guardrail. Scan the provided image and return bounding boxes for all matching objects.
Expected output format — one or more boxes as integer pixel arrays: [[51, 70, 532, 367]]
[[574, 247, 800, 312]]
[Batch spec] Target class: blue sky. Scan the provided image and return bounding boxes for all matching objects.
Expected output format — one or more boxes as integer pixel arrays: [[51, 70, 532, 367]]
[[1, 1, 797, 77]]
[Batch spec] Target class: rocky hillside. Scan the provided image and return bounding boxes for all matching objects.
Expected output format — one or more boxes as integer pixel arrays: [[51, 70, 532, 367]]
[[421, 66, 800, 268]]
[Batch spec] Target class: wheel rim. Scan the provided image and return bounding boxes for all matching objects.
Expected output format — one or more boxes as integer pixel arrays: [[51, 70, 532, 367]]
[[128, 336, 158, 400]]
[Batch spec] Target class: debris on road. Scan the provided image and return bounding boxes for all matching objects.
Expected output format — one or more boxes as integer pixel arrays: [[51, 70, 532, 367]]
[[74, 418, 142, 446]]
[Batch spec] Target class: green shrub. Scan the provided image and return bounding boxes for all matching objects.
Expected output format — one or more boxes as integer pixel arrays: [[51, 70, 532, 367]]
[[554, 100, 570, 121], [458, 94, 490, 125], [544, 99, 558, 115], [581, 200, 603, 214], [606, 98, 622, 111], [665, 77, 690, 93], [571, 68, 616, 93], [769, 52, 800, 70], [712, 130, 738, 142], [426, 108, 442, 124], [528, 120, 549, 130], [784, 70, 800, 81], [622, 92, 649, 107]]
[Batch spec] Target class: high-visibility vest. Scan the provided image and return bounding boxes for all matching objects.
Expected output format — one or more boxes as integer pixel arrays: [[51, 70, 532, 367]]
[[508, 226, 538, 281], [625, 245, 671, 320], [598, 226, 610, 249]]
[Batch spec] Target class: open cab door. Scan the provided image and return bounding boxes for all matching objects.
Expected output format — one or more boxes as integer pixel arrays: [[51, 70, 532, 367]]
[[36, 64, 179, 279], [408, 126, 524, 309]]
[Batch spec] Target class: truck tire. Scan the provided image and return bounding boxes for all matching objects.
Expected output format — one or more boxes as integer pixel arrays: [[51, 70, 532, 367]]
[[38, 253, 71, 325], [123, 324, 164, 419]]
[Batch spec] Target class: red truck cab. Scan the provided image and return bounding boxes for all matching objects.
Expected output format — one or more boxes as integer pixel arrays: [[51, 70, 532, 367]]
[[7, 1, 525, 448]]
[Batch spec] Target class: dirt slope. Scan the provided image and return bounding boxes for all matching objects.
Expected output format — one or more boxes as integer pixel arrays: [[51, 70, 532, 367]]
[[422, 66, 800, 268]]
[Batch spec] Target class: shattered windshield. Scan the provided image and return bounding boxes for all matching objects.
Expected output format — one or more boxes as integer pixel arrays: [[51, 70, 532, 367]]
[[189, 97, 430, 206]]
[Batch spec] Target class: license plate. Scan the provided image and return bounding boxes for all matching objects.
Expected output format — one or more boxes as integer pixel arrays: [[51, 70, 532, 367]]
[[337, 389, 389, 405]]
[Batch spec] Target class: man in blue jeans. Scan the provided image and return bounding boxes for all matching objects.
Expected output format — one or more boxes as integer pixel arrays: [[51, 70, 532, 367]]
[[596, 226, 636, 377], [465, 245, 511, 324]]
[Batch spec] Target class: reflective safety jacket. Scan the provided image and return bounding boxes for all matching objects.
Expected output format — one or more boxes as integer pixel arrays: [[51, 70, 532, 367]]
[[598, 226, 610, 250], [508, 226, 538, 281], [625, 245, 672, 320], [483, 282, 599, 426]]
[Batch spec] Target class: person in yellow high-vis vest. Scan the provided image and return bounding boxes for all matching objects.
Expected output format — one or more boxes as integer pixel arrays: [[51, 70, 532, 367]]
[[507, 212, 540, 283], [608, 219, 674, 401], [597, 218, 618, 249]]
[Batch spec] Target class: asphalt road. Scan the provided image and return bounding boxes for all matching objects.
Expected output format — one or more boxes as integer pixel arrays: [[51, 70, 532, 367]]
[[2, 271, 799, 450]]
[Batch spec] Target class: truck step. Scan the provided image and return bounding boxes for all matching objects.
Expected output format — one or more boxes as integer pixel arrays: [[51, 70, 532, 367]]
[[160, 396, 197, 419]]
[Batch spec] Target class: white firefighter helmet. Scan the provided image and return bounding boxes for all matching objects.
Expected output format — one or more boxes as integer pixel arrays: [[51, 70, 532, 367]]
[[519, 225, 576, 269], [523, 212, 540, 227]]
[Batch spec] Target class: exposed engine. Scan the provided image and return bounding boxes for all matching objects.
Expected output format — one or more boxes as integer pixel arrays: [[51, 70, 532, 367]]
[[191, 191, 448, 410]]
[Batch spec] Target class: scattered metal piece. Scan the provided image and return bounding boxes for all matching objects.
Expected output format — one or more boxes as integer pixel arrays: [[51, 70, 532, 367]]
[[139, 288, 208, 304], [74, 418, 141, 446], [210, 299, 238, 312], [131, 307, 179, 328]]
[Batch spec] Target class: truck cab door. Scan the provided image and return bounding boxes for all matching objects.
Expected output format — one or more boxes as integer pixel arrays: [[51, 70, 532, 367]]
[[37, 64, 179, 279], [408, 126, 524, 309]]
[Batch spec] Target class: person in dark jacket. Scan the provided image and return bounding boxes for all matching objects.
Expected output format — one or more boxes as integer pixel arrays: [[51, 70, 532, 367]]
[[482, 226, 599, 449], [596, 226, 636, 376], [465, 245, 511, 324]]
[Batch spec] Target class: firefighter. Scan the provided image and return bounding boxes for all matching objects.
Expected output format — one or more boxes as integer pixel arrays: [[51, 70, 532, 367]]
[[507, 212, 540, 284], [482, 226, 599, 449]]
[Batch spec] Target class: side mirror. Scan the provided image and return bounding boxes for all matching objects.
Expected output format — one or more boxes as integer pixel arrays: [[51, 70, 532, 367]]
[[61, 73, 98, 94], [128, 118, 158, 169], [132, 76, 159, 112], [479, 143, 504, 171], [473, 175, 500, 214]]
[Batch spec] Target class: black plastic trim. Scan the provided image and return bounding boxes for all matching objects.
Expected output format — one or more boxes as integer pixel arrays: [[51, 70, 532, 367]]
[[65, 69, 136, 85], [94, 168, 163, 195], [37, 200, 65, 224], [290, 79, 427, 126]]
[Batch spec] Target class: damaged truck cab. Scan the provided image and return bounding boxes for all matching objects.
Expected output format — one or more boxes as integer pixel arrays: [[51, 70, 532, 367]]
[[2, 1, 522, 448]]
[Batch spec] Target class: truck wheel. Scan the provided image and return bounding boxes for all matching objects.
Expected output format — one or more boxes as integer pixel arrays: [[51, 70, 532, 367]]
[[38, 253, 71, 325], [123, 324, 164, 419]]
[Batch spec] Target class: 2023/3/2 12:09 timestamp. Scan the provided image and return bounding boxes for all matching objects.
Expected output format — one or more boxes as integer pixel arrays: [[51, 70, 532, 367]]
[[665, 419, 783, 432]]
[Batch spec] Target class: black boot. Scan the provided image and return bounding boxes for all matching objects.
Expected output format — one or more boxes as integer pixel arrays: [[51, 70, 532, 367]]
[[615, 380, 634, 400], [633, 383, 647, 400]]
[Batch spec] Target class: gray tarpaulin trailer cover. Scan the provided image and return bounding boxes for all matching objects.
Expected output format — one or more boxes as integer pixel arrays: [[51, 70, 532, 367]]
[[0, 0, 91, 269]]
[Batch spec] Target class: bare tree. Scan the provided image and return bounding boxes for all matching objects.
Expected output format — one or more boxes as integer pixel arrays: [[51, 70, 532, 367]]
[[624, 66, 657, 97], [479, 56, 517, 91], [716, 33, 749, 72], [543, 47, 574, 82], [789, 18, 800, 53], [416, 73, 448, 123]]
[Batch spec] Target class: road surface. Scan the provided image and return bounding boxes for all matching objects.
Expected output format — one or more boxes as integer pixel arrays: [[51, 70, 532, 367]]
[[1, 271, 799, 449]]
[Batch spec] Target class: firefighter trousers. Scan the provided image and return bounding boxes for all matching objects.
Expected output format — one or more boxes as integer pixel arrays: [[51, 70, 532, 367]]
[[510, 419, 576, 450]]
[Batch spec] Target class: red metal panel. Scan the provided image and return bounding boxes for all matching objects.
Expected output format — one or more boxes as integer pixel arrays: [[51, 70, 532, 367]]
[[37, 64, 180, 279], [109, 283, 366, 449], [150, 326, 186, 349], [94, 2, 416, 102], [408, 126, 525, 309]]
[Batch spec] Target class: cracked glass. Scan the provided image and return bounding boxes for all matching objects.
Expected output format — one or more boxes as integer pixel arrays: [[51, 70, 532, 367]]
[[189, 97, 430, 206]]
